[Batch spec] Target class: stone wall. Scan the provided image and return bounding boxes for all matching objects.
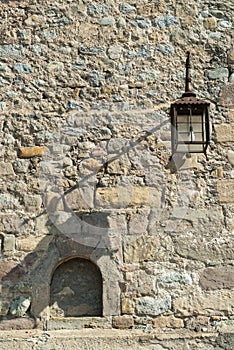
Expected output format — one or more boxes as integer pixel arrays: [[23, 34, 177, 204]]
[[0, 0, 234, 341]]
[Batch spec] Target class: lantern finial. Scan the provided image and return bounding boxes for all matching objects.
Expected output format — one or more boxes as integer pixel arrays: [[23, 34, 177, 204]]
[[185, 51, 191, 93]]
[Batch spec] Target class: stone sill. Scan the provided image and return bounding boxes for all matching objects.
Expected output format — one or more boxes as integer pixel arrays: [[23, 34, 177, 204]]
[[46, 316, 112, 331], [0, 328, 223, 341]]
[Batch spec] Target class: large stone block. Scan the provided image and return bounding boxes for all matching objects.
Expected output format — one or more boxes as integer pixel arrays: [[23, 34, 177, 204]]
[[95, 186, 161, 209], [174, 235, 234, 263], [124, 235, 161, 263], [173, 291, 234, 316], [217, 179, 234, 203], [136, 295, 171, 316], [199, 266, 234, 290], [219, 83, 234, 108], [214, 124, 234, 142], [153, 316, 184, 329], [112, 315, 134, 329]]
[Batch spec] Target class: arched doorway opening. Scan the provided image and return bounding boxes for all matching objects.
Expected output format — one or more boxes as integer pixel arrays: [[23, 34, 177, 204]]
[[50, 257, 103, 317]]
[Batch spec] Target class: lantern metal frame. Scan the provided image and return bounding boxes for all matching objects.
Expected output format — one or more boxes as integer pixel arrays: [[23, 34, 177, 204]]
[[170, 52, 210, 157]]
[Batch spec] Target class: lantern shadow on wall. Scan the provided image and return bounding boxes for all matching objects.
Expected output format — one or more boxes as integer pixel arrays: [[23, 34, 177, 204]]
[[170, 52, 210, 159]]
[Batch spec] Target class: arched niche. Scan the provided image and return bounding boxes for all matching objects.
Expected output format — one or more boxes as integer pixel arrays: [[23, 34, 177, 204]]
[[50, 257, 103, 317], [30, 236, 121, 319]]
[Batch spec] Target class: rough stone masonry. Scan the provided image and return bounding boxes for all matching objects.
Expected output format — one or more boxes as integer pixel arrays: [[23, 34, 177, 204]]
[[0, 0, 234, 348]]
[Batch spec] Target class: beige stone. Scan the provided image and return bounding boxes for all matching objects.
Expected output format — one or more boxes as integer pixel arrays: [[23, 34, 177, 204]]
[[214, 124, 234, 142], [124, 235, 161, 263], [0, 162, 14, 176], [121, 298, 134, 315], [203, 17, 217, 30], [173, 290, 234, 316], [229, 109, 234, 123], [16, 235, 52, 252], [199, 266, 234, 290], [65, 187, 94, 210], [227, 150, 234, 166], [24, 194, 42, 212], [3, 234, 15, 252], [153, 316, 184, 329], [95, 186, 161, 209], [107, 155, 131, 175], [18, 146, 47, 158], [217, 179, 234, 203], [219, 84, 234, 108], [112, 315, 134, 329]]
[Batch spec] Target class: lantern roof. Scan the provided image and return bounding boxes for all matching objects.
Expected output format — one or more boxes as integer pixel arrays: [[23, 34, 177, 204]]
[[172, 92, 210, 107]]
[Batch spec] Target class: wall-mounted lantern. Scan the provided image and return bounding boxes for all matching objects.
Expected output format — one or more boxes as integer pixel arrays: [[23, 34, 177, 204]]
[[170, 52, 210, 157]]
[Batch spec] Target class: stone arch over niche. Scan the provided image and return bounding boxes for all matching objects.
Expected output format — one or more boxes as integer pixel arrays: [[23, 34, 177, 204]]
[[50, 257, 103, 317], [30, 236, 121, 319]]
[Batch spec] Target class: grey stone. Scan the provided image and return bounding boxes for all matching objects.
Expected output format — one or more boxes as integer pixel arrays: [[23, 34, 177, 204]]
[[207, 68, 229, 80], [79, 46, 105, 56], [0, 102, 6, 110], [67, 101, 84, 111], [154, 15, 178, 27], [117, 17, 126, 27], [31, 44, 47, 55], [100, 17, 115, 26], [120, 3, 136, 14], [131, 19, 152, 28], [108, 45, 123, 59], [88, 70, 104, 87], [0, 45, 24, 57], [156, 44, 175, 55], [136, 295, 171, 316], [157, 272, 193, 289], [41, 29, 57, 39], [0, 63, 10, 71], [87, 4, 108, 16], [13, 63, 32, 74], [219, 21, 232, 28], [10, 296, 31, 317], [0, 77, 11, 87]]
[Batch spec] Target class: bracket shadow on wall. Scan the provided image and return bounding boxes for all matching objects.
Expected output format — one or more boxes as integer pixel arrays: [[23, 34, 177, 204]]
[[170, 51, 210, 160]]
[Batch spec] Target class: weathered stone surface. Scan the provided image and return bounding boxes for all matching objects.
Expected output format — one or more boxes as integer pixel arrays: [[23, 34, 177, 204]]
[[112, 315, 134, 329], [0, 162, 14, 176], [136, 295, 171, 316], [16, 235, 52, 252], [3, 234, 15, 252], [227, 150, 234, 166], [0, 317, 38, 330], [0, 261, 24, 282], [214, 124, 234, 142], [18, 146, 47, 158], [24, 194, 42, 212], [174, 291, 234, 316], [10, 296, 31, 317], [200, 266, 234, 290], [121, 298, 134, 315], [219, 84, 234, 107], [124, 235, 161, 263], [96, 186, 161, 209], [174, 235, 234, 263], [153, 316, 184, 329], [0, 0, 233, 337], [207, 68, 229, 80], [217, 179, 234, 203]]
